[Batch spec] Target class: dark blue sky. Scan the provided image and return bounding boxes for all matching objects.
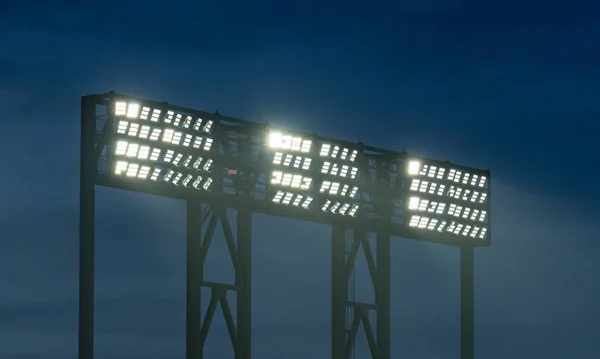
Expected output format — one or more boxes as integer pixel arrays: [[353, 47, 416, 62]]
[[1, 1, 599, 358]]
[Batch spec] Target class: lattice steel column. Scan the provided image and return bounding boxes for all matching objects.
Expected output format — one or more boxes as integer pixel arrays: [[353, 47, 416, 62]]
[[186, 205, 251, 359], [332, 226, 391, 359]]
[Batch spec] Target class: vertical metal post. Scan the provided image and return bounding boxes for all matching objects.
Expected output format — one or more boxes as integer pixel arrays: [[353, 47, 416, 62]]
[[79, 96, 96, 359], [376, 232, 391, 359], [460, 246, 475, 359], [187, 202, 203, 359], [237, 208, 252, 359], [331, 224, 347, 359]]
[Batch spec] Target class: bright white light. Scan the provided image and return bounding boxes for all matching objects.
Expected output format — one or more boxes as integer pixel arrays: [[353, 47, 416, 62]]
[[273, 152, 312, 170], [171, 131, 182, 145], [163, 129, 174, 143], [203, 178, 213, 190], [410, 179, 446, 196], [126, 163, 139, 177], [203, 120, 213, 133], [172, 172, 183, 185], [149, 128, 161, 141], [408, 197, 420, 210], [139, 125, 150, 139], [319, 143, 357, 162], [203, 159, 213, 171], [126, 103, 140, 118], [140, 107, 151, 120], [193, 119, 203, 131], [150, 148, 161, 161], [164, 150, 174, 163], [138, 166, 150, 179], [115, 102, 127, 116], [126, 143, 139, 158], [271, 191, 314, 209], [117, 121, 128, 134], [320, 181, 357, 198], [192, 176, 203, 189], [147, 109, 160, 122], [173, 114, 182, 127], [182, 174, 193, 187], [321, 161, 358, 178], [193, 137, 202, 149], [164, 169, 175, 182], [419, 164, 446, 179], [321, 199, 359, 217], [128, 123, 139, 137], [269, 131, 311, 152], [283, 192, 294, 205], [183, 134, 192, 147], [408, 160, 420, 175], [116, 141, 128, 155], [173, 153, 183, 166], [150, 168, 161, 181], [271, 171, 312, 190], [204, 138, 213, 151], [164, 111, 175, 124], [183, 155, 193, 168], [115, 161, 128, 175]]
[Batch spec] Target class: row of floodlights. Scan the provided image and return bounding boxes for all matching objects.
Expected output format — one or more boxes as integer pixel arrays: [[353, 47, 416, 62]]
[[408, 215, 487, 239], [116, 101, 214, 133], [408, 161, 487, 188], [115, 102, 486, 185], [113, 100, 489, 239]]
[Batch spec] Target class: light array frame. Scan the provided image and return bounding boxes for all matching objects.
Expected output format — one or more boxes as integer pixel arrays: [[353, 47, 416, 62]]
[[90, 91, 492, 247]]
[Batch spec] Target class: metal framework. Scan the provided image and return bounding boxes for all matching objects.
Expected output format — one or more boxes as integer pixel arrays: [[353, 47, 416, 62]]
[[332, 225, 391, 359], [79, 91, 491, 359], [186, 203, 252, 359]]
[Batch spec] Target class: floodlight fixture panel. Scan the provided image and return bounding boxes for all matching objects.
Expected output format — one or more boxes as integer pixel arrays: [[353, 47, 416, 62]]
[[93, 93, 492, 246], [266, 131, 361, 217], [403, 158, 491, 242], [316, 141, 361, 217], [266, 130, 316, 211], [111, 100, 216, 192]]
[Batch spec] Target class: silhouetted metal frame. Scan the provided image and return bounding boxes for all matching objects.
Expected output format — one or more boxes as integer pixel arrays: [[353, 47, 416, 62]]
[[80, 91, 491, 359], [331, 225, 391, 359], [188, 203, 252, 359]]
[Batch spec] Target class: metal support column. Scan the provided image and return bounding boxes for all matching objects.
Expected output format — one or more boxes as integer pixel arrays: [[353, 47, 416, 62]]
[[187, 201, 203, 359], [79, 96, 96, 359], [376, 232, 391, 359], [332, 223, 347, 359], [237, 206, 252, 359], [461, 246, 475, 359]]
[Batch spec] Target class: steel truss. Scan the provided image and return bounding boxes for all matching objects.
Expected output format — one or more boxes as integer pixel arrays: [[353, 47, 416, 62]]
[[332, 225, 390, 359], [186, 202, 252, 359]]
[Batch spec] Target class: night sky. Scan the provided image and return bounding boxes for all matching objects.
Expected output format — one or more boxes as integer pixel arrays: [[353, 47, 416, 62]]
[[2, 1, 600, 358]]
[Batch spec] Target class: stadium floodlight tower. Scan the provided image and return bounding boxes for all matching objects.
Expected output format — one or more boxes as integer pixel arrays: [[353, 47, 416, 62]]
[[80, 91, 491, 359]]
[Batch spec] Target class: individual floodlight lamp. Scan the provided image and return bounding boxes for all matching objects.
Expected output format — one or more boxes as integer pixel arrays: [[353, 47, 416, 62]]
[[403, 157, 491, 242], [111, 100, 216, 192]]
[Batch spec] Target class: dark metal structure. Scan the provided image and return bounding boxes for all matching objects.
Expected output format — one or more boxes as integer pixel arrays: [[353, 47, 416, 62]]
[[79, 91, 491, 359]]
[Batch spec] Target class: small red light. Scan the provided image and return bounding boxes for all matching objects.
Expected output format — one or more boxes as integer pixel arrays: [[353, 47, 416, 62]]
[[228, 169, 238, 175]]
